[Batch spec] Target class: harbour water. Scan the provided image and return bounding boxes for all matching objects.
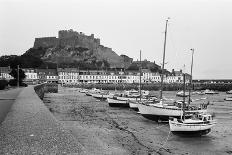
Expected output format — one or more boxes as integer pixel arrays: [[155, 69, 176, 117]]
[[43, 87, 232, 155]]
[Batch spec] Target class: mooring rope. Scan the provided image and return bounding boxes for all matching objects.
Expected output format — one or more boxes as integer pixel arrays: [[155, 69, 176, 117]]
[[158, 129, 171, 153]]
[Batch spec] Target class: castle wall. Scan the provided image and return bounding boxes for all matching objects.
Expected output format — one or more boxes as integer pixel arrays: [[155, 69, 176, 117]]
[[34, 30, 101, 50], [58, 29, 79, 38], [58, 30, 100, 49], [34, 37, 58, 48]]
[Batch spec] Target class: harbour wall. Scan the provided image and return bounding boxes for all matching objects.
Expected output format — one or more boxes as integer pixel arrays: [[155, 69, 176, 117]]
[[34, 83, 58, 99], [64, 83, 232, 91], [0, 84, 86, 154]]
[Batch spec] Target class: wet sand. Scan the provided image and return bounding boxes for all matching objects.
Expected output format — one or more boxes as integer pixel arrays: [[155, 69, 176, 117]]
[[43, 87, 232, 155]]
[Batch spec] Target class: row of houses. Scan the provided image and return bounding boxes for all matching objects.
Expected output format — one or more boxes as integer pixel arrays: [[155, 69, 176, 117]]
[[0, 67, 190, 85]]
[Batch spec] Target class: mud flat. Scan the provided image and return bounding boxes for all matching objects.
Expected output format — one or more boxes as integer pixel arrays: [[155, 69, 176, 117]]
[[44, 87, 232, 155]]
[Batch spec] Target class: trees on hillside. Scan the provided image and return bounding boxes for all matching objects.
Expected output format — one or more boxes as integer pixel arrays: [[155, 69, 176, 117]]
[[9, 68, 26, 86]]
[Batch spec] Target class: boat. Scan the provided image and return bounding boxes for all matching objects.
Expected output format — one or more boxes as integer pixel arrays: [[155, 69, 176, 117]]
[[91, 92, 109, 100], [224, 96, 232, 101], [196, 91, 205, 95], [129, 97, 158, 111], [107, 98, 129, 107], [79, 88, 88, 93], [169, 49, 216, 136], [226, 90, 232, 94], [176, 90, 190, 97], [115, 90, 149, 101], [169, 113, 216, 136], [138, 22, 208, 122], [203, 89, 218, 95], [85, 88, 101, 96]]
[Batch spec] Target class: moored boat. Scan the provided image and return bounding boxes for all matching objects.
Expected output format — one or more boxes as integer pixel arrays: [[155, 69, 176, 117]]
[[85, 88, 101, 96], [176, 91, 190, 97], [79, 89, 88, 93], [226, 90, 232, 94], [224, 96, 232, 101], [204, 89, 218, 95], [129, 98, 157, 111], [169, 112, 216, 136], [138, 19, 208, 122], [107, 98, 129, 107], [91, 92, 109, 100]]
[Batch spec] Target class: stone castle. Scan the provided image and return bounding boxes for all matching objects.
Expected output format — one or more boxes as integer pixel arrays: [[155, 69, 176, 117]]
[[33, 29, 133, 68], [34, 29, 100, 49]]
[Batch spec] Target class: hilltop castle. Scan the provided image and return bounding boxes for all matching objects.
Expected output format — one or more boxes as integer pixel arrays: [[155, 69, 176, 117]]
[[33, 29, 133, 68], [34, 29, 101, 49]]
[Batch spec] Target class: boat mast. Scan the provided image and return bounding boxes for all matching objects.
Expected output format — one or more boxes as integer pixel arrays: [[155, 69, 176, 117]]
[[160, 18, 169, 101], [188, 48, 194, 107], [182, 66, 186, 120], [139, 50, 142, 101]]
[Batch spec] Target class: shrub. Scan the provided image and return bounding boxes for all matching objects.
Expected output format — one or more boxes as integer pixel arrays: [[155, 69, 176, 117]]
[[0, 79, 8, 90], [8, 79, 28, 87]]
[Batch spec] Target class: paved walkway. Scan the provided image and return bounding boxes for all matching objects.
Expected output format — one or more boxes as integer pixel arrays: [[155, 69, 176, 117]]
[[0, 86, 87, 154], [0, 88, 22, 124]]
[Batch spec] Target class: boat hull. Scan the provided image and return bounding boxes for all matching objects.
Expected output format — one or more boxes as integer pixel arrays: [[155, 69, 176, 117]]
[[176, 91, 190, 97], [138, 104, 182, 121], [107, 98, 129, 108], [116, 96, 139, 101], [129, 101, 139, 111], [171, 129, 211, 136], [169, 120, 216, 136], [85, 93, 92, 96], [224, 97, 232, 101], [91, 93, 108, 100]]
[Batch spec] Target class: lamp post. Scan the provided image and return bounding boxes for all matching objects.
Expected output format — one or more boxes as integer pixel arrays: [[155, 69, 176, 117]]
[[17, 65, 19, 88]]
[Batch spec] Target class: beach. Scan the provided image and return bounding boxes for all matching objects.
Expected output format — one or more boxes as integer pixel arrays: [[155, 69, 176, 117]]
[[43, 87, 232, 155]]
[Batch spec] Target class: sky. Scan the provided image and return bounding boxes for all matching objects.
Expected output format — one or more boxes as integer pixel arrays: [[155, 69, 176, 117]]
[[0, 0, 232, 79]]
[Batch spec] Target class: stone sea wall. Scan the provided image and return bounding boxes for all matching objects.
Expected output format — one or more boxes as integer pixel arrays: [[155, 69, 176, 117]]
[[34, 83, 58, 99]]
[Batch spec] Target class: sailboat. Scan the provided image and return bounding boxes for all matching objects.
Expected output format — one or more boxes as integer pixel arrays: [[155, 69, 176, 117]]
[[169, 73, 216, 136], [128, 51, 157, 111], [138, 19, 207, 122]]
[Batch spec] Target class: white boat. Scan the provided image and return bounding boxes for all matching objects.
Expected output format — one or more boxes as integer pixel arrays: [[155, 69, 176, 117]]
[[129, 100, 139, 110], [224, 96, 232, 101], [91, 92, 109, 100], [129, 98, 157, 111], [138, 101, 207, 121], [226, 90, 232, 94], [203, 89, 218, 95], [138, 23, 208, 122], [115, 89, 150, 101], [169, 112, 216, 136], [79, 89, 88, 93], [116, 96, 146, 101], [107, 98, 129, 107], [85, 88, 101, 96], [196, 91, 205, 95], [176, 91, 190, 97]]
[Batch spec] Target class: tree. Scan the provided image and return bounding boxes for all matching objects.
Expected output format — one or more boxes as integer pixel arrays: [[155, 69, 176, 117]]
[[9, 68, 26, 86]]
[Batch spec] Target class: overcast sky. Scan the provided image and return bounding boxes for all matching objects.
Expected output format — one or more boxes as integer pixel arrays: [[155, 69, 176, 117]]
[[0, 0, 232, 79]]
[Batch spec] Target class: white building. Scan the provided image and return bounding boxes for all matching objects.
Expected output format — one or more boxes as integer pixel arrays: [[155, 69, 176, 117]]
[[58, 68, 79, 84], [0, 66, 13, 80], [166, 69, 190, 83], [56, 68, 191, 85], [23, 68, 38, 84]]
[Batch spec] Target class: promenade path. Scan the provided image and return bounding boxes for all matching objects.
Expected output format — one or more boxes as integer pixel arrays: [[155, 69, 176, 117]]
[[0, 88, 22, 124], [0, 86, 87, 154]]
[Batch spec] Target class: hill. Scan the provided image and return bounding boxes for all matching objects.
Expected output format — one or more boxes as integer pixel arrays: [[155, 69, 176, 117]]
[[0, 29, 165, 72], [30, 29, 133, 69]]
